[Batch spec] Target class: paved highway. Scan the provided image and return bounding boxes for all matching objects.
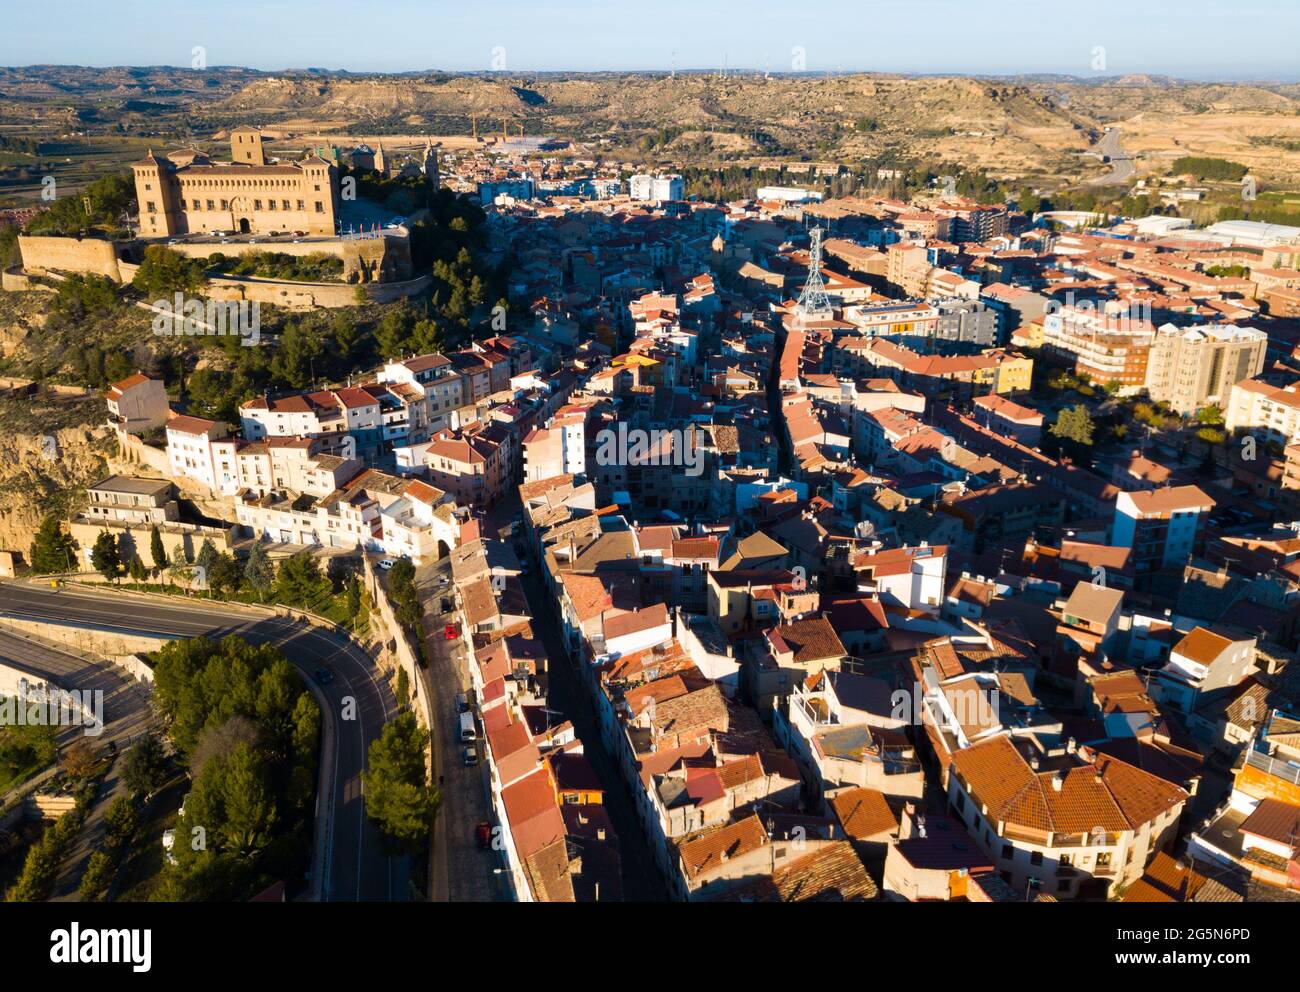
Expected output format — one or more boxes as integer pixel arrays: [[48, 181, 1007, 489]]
[[0, 582, 407, 901], [1086, 127, 1135, 186]]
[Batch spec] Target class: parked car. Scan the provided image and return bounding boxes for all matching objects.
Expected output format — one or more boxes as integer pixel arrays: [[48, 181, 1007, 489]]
[[162, 829, 177, 866], [462, 746, 478, 767], [454, 692, 469, 714], [474, 821, 492, 850], [377, 558, 395, 570], [459, 712, 476, 743], [312, 667, 333, 686]]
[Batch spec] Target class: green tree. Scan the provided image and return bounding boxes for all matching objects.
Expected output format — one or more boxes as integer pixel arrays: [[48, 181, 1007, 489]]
[[78, 851, 115, 902], [91, 530, 122, 582], [131, 245, 207, 299], [245, 543, 275, 601], [195, 538, 219, 579], [209, 552, 242, 598], [29, 514, 77, 574], [345, 574, 362, 619], [104, 794, 138, 850], [150, 525, 168, 572], [128, 555, 148, 582], [1050, 404, 1095, 447], [291, 693, 320, 765], [122, 732, 169, 798], [362, 712, 438, 856], [214, 743, 278, 858], [275, 551, 327, 608]]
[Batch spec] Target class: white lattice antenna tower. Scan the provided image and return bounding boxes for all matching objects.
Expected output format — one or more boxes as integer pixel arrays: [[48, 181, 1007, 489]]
[[797, 226, 833, 316]]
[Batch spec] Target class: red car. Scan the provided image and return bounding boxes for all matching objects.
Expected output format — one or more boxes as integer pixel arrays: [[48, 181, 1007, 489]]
[[445, 623, 460, 641], [474, 822, 492, 850]]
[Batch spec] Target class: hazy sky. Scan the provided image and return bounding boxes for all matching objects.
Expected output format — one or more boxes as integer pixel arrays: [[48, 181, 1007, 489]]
[[4, 0, 1298, 80]]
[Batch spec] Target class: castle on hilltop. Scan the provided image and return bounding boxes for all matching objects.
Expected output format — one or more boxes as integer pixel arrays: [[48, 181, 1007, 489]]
[[132, 126, 340, 238]]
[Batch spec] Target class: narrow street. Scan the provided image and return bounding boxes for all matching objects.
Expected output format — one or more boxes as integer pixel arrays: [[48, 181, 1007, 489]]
[[484, 497, 669, 901], [414, 557, 497, 902]]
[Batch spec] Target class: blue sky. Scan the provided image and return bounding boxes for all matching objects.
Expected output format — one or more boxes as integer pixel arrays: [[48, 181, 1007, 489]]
[[4, 0, 1298, 80]]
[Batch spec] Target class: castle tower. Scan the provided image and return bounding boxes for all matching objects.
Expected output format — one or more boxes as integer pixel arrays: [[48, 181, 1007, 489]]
[[422, 139, 439, 190], [374, 141, 387, 177], [300, 154, 339, 236], [230, 126, 265, 166], [131, 149, 179, 237]]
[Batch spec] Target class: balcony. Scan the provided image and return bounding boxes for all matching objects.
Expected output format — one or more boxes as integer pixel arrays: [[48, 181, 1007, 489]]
[[1246, 747, 1300, 786]]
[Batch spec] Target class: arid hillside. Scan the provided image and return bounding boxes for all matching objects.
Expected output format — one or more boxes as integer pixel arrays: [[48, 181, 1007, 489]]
[[3, 67, 1300, 181]]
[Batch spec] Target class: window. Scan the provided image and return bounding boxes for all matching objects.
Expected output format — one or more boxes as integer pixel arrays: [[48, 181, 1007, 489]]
[[1001, 844, 1013, 861], [1029, 851, 1043, 867], [254, 200, 263, 210], [146, 201, 156, 213], [297, 200, 305, 210], [315, 201, 324, 213], [206, 200, 215, 210]]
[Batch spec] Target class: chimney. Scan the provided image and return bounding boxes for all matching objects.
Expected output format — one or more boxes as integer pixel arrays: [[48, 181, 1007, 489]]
[[1051, 771, 1064, 792], [1066, 736, 1077, 755]]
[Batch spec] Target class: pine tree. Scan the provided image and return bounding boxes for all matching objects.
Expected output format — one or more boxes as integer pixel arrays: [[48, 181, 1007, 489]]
[[91, 530, 122, 582], [28, 514, 77, 574], [149, 525, 167, 572], [194, 538, 218, 591], [245, 542, 275, 601]]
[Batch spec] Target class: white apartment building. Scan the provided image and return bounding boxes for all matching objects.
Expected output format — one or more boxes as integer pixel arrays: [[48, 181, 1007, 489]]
[[629, 173, 684, 202], [165, 415, 229, 492], [1145, 323, 1267, 416], [1225, 378, 1300, 444]]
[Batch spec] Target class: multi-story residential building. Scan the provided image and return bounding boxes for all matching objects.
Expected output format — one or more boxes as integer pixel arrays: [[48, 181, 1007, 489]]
[[1111, 485, 1215, 573], [522, 404, 588, 482], [948, 734, 1187, 899], [82, 476, 178, 526], [1150, 626, 1257, 715], [104, 373, 170, 433], [421, 431, 507, 508], [972, 393, 1043, 446], [165, 414, 230, 492], [774, 669, 924, 803], [1144, 323, 1268, 416], [842, 299, 940, 344], [381, 352, 467, 437], [935, 298, 1000, 351], [1041, 305, 1155, 393], [851, 544, 947, 615], [1225, 378, 1300, 445], [933, 200, 1008, 243], [629, 173, 684, 202], [235, 469, 458, 562]]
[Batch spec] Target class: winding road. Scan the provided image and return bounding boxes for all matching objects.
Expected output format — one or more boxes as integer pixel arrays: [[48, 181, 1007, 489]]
[[1086, 127, 1135, 186], [0, 581, 407, 901]]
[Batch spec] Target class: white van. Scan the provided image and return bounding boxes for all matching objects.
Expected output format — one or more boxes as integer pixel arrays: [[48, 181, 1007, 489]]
[[459, 712, 476, 743]]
